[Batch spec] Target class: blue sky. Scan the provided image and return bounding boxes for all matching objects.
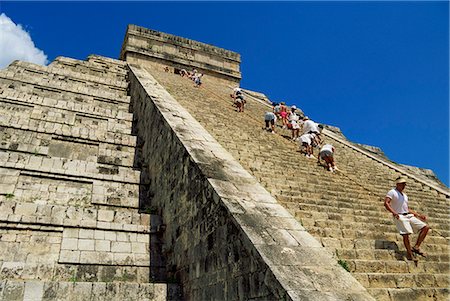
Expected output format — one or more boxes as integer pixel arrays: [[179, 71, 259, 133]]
[[1, 1, 449, 185]]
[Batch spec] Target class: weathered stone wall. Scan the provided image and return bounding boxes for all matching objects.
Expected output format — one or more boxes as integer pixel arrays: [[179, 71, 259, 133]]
[[121, 25, 241, 84], [0, 57, 168, 300], [128, 64, 374, 301]]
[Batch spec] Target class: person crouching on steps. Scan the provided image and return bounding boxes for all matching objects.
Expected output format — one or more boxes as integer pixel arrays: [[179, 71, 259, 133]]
[[264, 111, 276, 133], [317, 144, 336, 172], [384, 176, 430, 261]]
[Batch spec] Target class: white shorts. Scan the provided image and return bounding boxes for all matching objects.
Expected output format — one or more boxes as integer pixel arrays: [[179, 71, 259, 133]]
[[394, 214, 427, 235]]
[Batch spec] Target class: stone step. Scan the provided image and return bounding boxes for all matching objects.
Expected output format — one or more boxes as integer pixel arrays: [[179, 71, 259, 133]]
[[0, 279, 169, 301], [0, 72, 130, 104], [11, 60, 128, 90], [367, 287, 449, 301], [0, 262, 151, 283], [0, 127, 136, 168], [0, 115, 136, 146], [287, 199, 449, 226], [0, 99, 132, 137], [50, 59, 128, 80], [345, 259, 449, 274], [0, 152, 140, 184], [0, 200, 149, 230], [3, 63, 128, 99], [354, 272, 449, 289], [296, 210, 449, 234], [0, 90, 132, 121]]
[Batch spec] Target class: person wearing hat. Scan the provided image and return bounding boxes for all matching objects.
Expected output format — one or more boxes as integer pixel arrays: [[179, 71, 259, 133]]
[[384, 176, 430, 260], [288, 105, 301, 140]]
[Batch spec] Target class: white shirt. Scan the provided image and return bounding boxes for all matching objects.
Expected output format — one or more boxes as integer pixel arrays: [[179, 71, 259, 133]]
[[289, 113, 300, 123], [386, 189, 409, 214], [303, 120, 319, 134], [320, 144, 333, 153]]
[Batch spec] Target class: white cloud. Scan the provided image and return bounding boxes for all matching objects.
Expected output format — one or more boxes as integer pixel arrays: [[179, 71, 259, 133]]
[[0, 13, 48, 69]]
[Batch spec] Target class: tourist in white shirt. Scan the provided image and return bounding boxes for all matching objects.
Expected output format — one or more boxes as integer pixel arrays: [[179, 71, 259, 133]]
[[288, 105, 301, 140], [318, 144, 336, 172], [384, 177, 430, 261]]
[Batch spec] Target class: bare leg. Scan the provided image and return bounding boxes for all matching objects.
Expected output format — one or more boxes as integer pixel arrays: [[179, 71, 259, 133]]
[[414, 226, 430, 250], [323, 156, 332, 170], [402, 234, 414, 259]]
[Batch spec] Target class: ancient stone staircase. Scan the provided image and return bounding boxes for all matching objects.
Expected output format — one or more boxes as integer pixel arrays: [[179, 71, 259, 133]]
[[0, 57, 170, 300], [144, 66, 449, 301]]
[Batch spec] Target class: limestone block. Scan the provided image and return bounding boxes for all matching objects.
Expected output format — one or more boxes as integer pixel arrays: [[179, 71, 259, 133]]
[[78, 229, 94, 239], [395, 274, 416, 288], [0, 201, 15, 216], [79, 251, 100, 264], [131, 242, 147, 254], [63, 228, 79, 238], [368, 274, 397, 288], [110, 223, 123, 231], [60, 238, 78, 250], [23, 281, 44, 301], [1, 262, 25, 279], [0, 184, 15, 194], [73, 282, 93, 300], [94, 230, 105, 240], [415, 274, 436, 287], [98, 209, 114, 222], [103, 231, 116, 241], [434, 274, 449, 287], [136, 234, 148, 243], [94, 221, 110, 231], [91, 282, 107, 300], [111, 241, 131, 253], [113, 253, 134, 265], [95, 240, 110, 252], [2, 280, 25, 301], [14, 203, 37, 216], [78, 239, 95, 251], [1, 233, 17, 242], [123, 224, 138, 232]]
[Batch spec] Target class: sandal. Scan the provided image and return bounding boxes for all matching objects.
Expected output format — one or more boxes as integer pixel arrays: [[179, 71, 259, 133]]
[[412, 247, 427, 258], [405, 254, 418, 262]]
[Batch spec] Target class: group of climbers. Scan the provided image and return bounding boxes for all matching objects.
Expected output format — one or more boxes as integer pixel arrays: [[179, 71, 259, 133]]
[[180, 75, 430, 262], [172, 67, 430, 262], [267, 98, 430, 261], [264, 99, 338, 172], [178, 68, 203, 87]]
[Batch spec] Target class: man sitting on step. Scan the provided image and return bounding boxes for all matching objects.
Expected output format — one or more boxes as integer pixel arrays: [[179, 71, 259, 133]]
[[384, 176, 430, 260]]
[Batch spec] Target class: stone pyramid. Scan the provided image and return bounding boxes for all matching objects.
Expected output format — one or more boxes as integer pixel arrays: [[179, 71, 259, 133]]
[[0, 24, 448, 300]]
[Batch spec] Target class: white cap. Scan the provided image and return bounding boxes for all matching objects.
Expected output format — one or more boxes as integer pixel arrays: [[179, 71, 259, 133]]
[[291, 105, 297, 110]]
